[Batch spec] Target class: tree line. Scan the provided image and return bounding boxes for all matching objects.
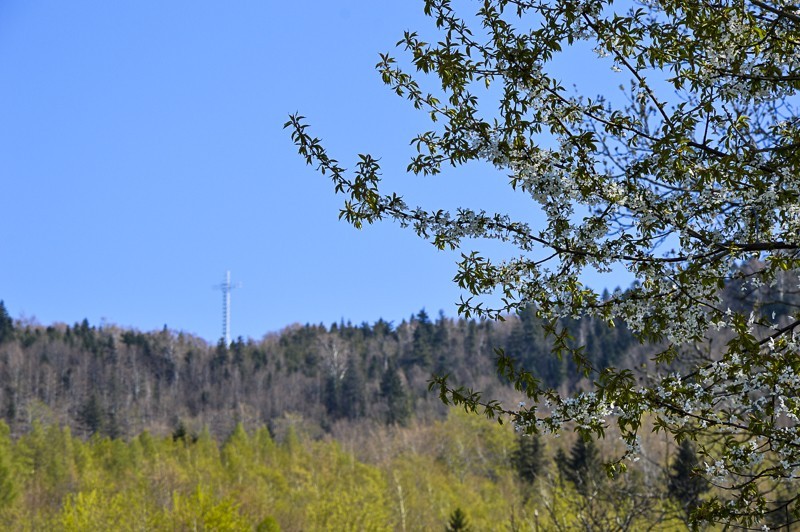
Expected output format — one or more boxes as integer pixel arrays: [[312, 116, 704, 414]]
[[0, 302, 636, 440]]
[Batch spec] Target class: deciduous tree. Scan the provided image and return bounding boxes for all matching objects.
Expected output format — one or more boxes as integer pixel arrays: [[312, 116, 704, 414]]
[[287, 0, 800, 526]]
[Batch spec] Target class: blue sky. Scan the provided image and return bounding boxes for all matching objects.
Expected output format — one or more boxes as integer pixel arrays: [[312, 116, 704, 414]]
[[1, 1, 631, 343]]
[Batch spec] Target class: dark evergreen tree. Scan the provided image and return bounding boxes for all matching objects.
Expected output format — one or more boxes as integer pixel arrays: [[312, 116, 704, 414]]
[[340, 356, 366, 419], [445, 507, 472, 532], [75, 318, 97, 353], [104, 408, 122, 439], [172, 420, 189, 443], [433, 311, 450, 374], [211, 338, 228, 368], [278, 324, 322, 374], [582, 315, 633, 371], [79, 394, 105, 436], [372, 318, 394, 337], [554, 447, 568, 477], [463, 319, 477, 357], [505, 306, 563, 389], [556, 436, 602, 495], [668, 440, 709, 518], [408, 309, 435, 367], [0, 301, 13, 344], [510, 433, 543, 486], [380, 362, 410, 426], [231, 336, 246, 367], [323, 374, 340, 418]]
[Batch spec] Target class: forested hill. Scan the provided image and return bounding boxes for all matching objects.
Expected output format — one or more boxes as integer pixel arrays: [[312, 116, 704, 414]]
[[3, 265, 797, 441], [0, 303, 638, 439]]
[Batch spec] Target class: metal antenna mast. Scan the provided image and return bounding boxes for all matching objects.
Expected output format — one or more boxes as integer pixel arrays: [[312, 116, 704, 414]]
[[215, 270, 239, 346]]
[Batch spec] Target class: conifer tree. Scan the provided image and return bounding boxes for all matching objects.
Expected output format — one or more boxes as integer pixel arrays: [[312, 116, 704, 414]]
[[668, 440, 709, 520], [556, 437, 602, 495], [340, 356, 366, 419], [510, 432, 543, 486], [445, 507, 471, 532], [409, 309, 435, 367], [380, 362, 410, 426], [323, 374, 340, 418], [0, 301, 13, 344], [172, 420, 190, 444], [79, 394, 105, 436]]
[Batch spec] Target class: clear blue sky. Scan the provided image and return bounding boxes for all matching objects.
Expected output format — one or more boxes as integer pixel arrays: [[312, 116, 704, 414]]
[[1, 1, 630, 343]]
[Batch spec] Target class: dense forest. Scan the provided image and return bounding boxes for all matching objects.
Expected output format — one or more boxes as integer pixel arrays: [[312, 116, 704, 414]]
[[0, 269, 797, 529], [0, 301, 639, 440]]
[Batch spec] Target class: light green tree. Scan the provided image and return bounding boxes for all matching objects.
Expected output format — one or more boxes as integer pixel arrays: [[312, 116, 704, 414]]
[[170, 485, 251, 531], [287, 0, 800, 527], [0, 422, 17, 512], [304, 442, 391, 531]]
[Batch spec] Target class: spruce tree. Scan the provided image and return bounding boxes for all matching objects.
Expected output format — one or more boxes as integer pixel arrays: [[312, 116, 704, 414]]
[[380, 362, 410, 426], [0, 301, 13, 344], [409, 309, 435, 367], [323, 374, 340, 418], [668, 440, 709, 518], [445, 507, 471, 532], [557, 437, 602, 495], [511, 432, 543, 486], [340, 357, 365, 420], [79, 394, 105, 436]]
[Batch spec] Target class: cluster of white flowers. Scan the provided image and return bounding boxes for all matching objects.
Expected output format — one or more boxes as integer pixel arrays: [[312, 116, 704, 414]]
[[705, 459, 730, 485], [623, 435, 641, 462], [692, 4, 800, 103], [783, 204, 800, 245], [547, 392, 616, 433]]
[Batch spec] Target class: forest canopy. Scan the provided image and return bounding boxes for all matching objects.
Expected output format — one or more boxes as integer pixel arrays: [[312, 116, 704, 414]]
[[287, 0, 800, 527]]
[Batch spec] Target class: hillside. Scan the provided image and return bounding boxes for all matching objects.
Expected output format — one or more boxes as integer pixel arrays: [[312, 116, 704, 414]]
[[0, 267, 797, 528], [0, 303, 637, 439], [3, 265, 797, 440]]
